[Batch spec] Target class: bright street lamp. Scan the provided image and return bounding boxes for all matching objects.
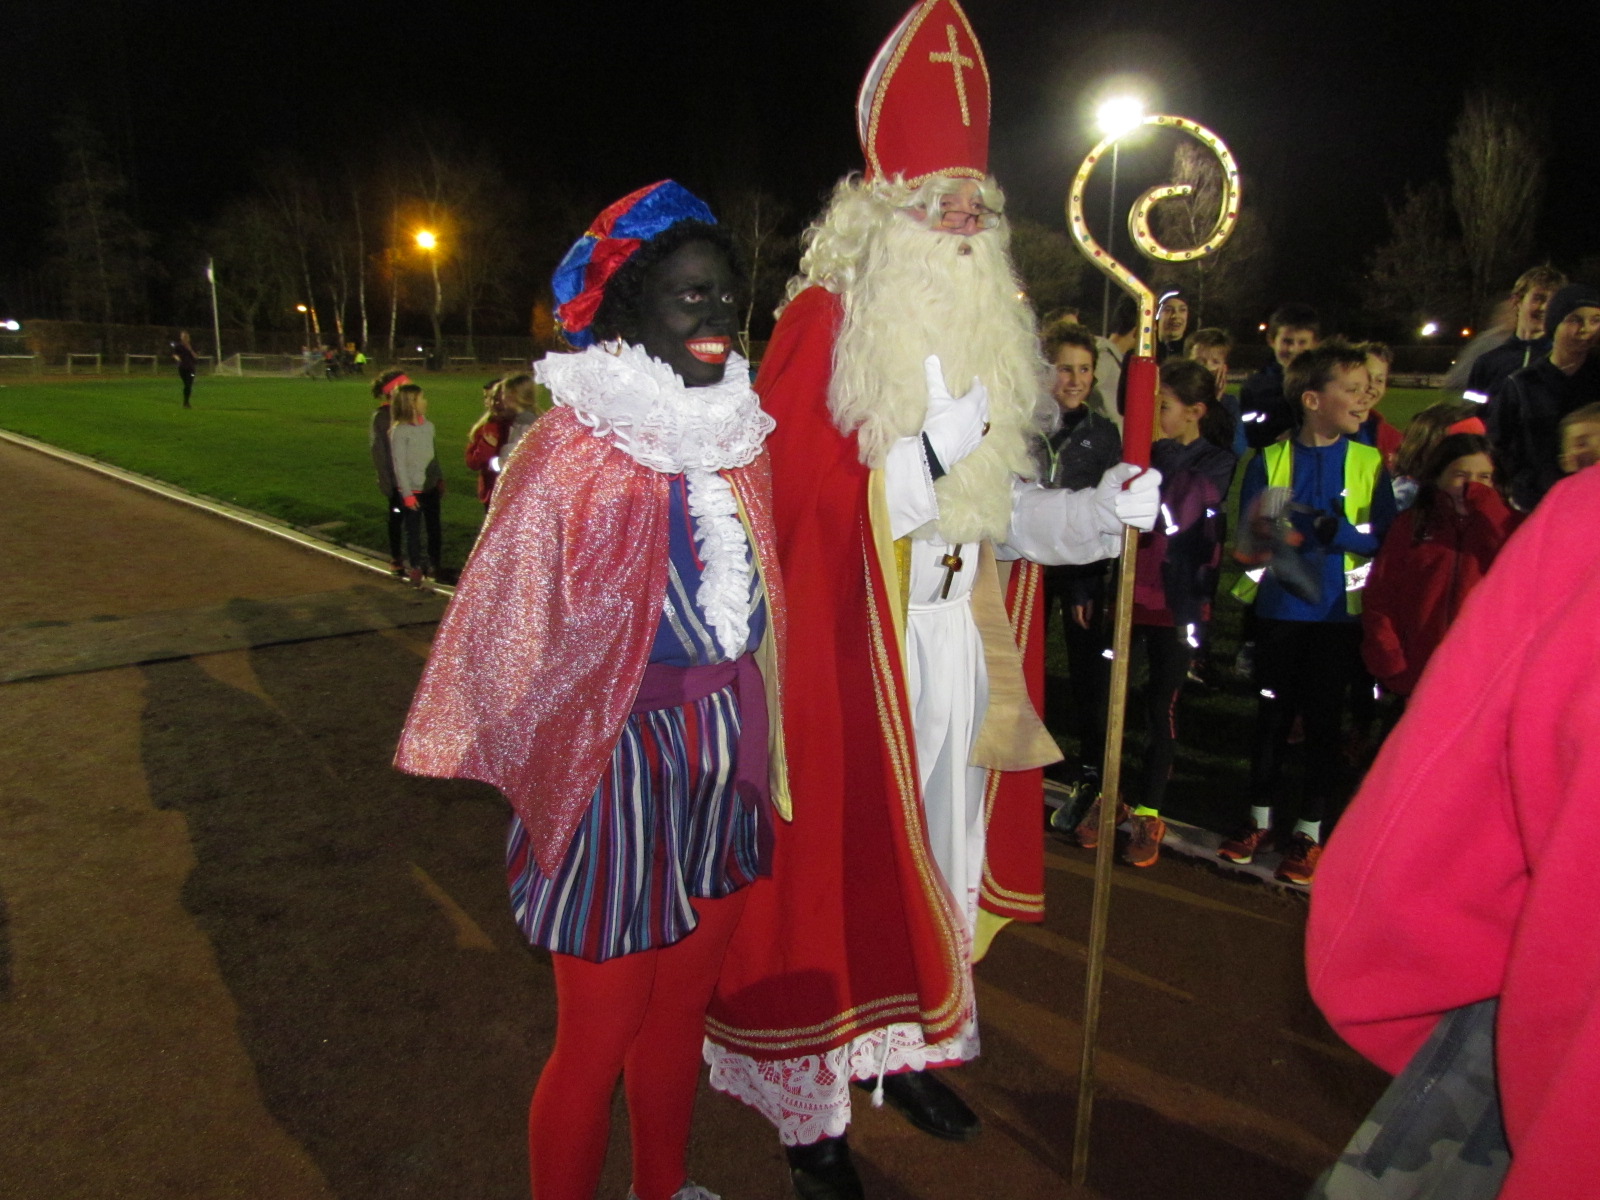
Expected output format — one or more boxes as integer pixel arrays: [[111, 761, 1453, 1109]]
[[295, 303, 311, 344], [1093, 95, 1145, 336], [1420, 321, 1439, 338], [1096, 96, 1146, 139], [416, 230, 444, 367]]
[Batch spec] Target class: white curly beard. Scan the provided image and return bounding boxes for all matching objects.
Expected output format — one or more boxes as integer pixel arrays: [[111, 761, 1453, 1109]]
[[813, 190, 1053, 544]]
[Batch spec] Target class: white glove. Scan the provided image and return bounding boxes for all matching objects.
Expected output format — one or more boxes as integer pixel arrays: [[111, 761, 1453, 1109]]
[[921, 354, 989, 472], [1093, 463, 1162, 534]]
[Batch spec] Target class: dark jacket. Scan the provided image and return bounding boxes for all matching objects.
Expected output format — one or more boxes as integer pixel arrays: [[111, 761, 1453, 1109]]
[[1238, 361, 1297, 449], [1467, 336, 1548, 399], [1134, 436, 1237, 629], [1487, 355, 1600, 511], [370, 403, 397, 496], [1034, 407, 1122, 490], [1036, 407, 1122, 604]]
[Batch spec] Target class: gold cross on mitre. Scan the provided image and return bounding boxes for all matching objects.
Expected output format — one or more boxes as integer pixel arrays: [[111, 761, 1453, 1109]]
[[928, 23, 975, 127]]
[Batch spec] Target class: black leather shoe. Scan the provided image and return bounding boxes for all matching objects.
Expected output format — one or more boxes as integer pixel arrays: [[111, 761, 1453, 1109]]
[[785, 1134, 865, 1200], [870, 1069, 981, 1141]]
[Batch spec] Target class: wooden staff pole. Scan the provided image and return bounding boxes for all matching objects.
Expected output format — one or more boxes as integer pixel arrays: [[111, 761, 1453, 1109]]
[[1064, 115, 1241, 1190]]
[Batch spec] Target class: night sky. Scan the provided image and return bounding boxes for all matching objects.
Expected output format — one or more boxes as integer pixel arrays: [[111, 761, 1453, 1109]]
[[8, 0, 1599, 323]]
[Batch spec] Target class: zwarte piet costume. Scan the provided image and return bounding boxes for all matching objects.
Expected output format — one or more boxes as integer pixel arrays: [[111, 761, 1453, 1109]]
[[396, 181, 787, 1200]]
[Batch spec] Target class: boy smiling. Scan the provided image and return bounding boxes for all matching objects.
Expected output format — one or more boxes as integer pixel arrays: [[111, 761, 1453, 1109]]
[[1225, 341, 1396, 885]]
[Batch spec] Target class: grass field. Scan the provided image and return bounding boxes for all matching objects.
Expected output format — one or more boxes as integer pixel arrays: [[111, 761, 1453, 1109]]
[[1, 371, 1444, 835], [0, 371, 500, 570]]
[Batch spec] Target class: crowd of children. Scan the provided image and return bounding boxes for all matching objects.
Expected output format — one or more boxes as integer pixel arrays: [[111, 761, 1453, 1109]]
[[1039, 270, 1600, 885]]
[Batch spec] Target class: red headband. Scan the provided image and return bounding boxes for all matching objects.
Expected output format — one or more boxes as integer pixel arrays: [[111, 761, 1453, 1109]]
[[380, 373, 412, 397]]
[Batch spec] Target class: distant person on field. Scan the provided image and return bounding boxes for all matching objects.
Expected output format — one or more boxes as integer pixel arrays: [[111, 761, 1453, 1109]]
[[170, 330, 197, 409], [1558, 401, 1600, 474], [1238, 303, 1321, 449], [388, 381, 443, 587], [498, 373, 548, 464], [1466, 264, 1569, 400], [1487, 283, 1600, 511], [371, 370, 413, 576], [1225, 342, 1396, 886], [464, 377, 508, 508], [1362, 432, 1513, 702], [1154, 289, 1190, 361]]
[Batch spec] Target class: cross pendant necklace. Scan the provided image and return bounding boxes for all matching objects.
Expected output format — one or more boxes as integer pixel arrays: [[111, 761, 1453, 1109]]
[[939, 545, 966, 600]]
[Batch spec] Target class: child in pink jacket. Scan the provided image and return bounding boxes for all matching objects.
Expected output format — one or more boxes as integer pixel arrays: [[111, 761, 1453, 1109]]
[[1308, 464, 1600, 1199]]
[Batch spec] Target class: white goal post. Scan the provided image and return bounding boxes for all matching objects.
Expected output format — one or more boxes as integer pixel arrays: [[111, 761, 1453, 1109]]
[[124, 353, 159, 374], [66, 353, 103, 374], [219, 352, 301, 377]]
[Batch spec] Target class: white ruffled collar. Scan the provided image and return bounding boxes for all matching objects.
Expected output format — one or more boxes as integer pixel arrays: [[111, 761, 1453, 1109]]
[[535, 341, 773, 475], [535, 341, 773, 658]]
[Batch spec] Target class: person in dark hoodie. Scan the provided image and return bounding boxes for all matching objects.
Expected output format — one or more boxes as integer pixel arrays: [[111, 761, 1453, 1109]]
[[1465, 264, 1567, 400], [1072, 356, 1234, 867], [1488, 283, 1600, 511], [1154, 289, 1190, 362], [1238, 303, 1320, 450], [1035, 321, 1122, 808]]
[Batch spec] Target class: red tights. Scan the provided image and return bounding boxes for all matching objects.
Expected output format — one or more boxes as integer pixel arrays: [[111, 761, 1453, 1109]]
[[528, 893, 746, 1200]]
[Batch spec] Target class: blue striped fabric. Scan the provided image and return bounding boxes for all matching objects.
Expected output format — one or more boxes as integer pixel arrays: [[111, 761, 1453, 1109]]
[[505, 474, 772, 962]]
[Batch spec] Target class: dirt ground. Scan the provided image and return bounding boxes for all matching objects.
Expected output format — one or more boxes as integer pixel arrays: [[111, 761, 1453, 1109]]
[[0, 439, 1386, 1200]]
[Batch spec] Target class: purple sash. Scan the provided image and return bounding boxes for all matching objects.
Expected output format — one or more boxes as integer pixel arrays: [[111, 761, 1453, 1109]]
[[632, 655, 769, 808]]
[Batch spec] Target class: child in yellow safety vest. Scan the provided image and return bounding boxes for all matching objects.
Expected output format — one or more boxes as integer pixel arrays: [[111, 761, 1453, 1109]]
[[1224, 342, 1397, 886]]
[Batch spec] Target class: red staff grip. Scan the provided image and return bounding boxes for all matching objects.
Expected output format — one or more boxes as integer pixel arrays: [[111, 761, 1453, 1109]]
[[1120, 354, 1159, 470]]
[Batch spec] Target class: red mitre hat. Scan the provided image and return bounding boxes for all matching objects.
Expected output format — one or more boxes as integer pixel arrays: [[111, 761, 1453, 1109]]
[[858, 0, 991, 185]]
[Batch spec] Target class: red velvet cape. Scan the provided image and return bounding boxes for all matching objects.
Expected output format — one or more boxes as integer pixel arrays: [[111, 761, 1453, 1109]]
[[707, 287, 1044, 1062]]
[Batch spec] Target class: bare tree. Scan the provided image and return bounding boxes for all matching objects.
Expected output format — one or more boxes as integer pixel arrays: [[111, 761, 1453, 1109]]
[[714, 189, 797, 353], [205, 196, 296, 346], [1008, 218, 1087, 318], [1449, 91, 1546, 321], [48, 114, 152, 326], [1365, 182, 1469, 330], [1146, 143, 1270, 331]]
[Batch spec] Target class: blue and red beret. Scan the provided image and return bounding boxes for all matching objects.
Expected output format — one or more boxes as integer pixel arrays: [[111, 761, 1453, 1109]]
[[552, 180, 717, 348]]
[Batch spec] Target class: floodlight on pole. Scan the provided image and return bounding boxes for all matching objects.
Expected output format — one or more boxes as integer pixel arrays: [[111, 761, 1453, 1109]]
[[1092, 96, 1144, 336], [1095, 96, 1146, 138], [415, 230, 444, 366], [1421, 321, 1439, 337]]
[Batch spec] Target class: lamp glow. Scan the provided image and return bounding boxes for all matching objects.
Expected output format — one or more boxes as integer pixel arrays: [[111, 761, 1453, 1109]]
[[1421, 321, 1439, 337], [1096, 96, 1146, 138], [415, 230, 438, 250], [296, 304, 308, 313]]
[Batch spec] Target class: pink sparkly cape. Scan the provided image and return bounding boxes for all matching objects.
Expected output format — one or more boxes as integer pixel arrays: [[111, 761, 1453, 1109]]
[[394, 405, 785, 877]]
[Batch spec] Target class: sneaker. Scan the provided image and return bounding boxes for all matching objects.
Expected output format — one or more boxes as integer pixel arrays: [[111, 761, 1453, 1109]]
[[1218, 823, 1273, 864], [1124, 815, 1167, 868], [1275, 833, 1322, 885], [1073, 794, 1129, 850], [1047, 775, 1098, 834], [1232, 641, 1256, 679]]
